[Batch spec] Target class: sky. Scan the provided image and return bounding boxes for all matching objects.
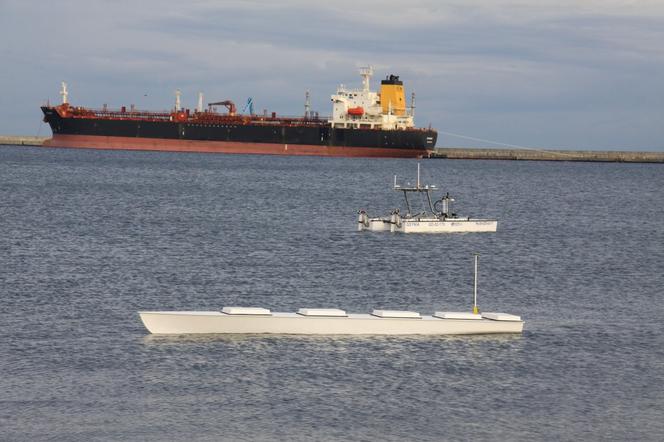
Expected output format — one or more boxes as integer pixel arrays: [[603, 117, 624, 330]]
[[1, 0, 663, 150]]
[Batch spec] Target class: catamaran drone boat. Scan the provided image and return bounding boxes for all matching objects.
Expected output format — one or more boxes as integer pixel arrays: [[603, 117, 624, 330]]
[[357, 164, 497, 233]]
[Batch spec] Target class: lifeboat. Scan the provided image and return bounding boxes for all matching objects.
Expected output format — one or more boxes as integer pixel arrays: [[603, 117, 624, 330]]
[[347, 106, 364, 116]]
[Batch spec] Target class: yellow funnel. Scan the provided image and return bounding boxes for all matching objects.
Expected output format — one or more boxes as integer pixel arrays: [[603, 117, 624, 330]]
[[380, 75, 406, 116]]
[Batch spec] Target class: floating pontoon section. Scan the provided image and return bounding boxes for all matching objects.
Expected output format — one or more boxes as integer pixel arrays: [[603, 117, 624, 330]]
[[434, 312, 483, 320], [298, 308, 347, 317], [222, 306, 272, 315], [481, 312, 522, 321], [371, 310, 421, 319]]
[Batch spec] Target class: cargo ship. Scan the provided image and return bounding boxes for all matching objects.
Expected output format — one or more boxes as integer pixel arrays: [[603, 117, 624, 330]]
[[41, 68, 437, 158]]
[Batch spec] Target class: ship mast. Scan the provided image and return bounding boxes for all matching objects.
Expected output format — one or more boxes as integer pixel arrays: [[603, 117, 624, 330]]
[[410, 92, 415, 118], [360, 66, 373, 92], [175, 89, 181, 111], [60, 82, 68, 105], [197, 92, 204, 113], [304, 89, 311, 119]]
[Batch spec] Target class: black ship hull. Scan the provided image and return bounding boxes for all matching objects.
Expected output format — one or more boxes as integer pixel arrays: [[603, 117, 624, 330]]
[[41, 107, 437, 158]]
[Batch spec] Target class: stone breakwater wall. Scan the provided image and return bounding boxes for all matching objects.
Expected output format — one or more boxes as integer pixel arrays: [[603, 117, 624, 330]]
[[0, 136, 48, 146], [431, 148, 664, 163], [1, 137, 662, 163]]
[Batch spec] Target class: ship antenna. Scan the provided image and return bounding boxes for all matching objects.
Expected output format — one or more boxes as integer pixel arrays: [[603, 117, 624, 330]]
[[60, 82, 68, 105], [410, 92, 416, 118], [360, 66, 373, 92], [304, 89, 311, 119], [473, 253, 480, 314], [175, 89, 181, 111]]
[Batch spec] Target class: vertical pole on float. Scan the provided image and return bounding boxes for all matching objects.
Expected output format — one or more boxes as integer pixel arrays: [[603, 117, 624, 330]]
[[417, 163, 420, 189], [473, 253, 480, 314]]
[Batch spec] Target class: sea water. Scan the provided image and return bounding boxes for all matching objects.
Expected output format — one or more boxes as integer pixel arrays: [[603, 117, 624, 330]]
[[1, 146, 663, 441]]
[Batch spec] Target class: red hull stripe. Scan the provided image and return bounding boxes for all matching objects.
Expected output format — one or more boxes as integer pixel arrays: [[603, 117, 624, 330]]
[[43, 135, 431, 158]]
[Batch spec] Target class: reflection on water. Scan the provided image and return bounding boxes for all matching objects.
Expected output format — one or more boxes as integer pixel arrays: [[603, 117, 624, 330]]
[[141, 332, 524, 346]]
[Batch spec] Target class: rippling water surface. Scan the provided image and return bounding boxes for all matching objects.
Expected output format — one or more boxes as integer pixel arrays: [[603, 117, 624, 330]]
[[1, 146, 663, 441]]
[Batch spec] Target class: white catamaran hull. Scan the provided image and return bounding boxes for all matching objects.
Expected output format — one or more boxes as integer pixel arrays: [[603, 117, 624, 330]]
[[359, 217, 497, 233], [395, 218, 497, 233], [139, 311, 523, 335]]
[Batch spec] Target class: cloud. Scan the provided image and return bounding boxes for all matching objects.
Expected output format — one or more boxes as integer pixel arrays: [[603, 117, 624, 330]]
[[1, 0, 663, 149]]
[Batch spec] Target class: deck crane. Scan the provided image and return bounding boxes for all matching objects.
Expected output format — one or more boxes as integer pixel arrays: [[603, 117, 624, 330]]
[[208, 100, 236, 116], [242, 97, 254, 115]]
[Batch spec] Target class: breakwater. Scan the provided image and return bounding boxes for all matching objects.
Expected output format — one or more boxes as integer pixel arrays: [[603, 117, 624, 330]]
[[431, 147, 664, 163], [0, 136, 48, 146], [1, 136, 662, 162]]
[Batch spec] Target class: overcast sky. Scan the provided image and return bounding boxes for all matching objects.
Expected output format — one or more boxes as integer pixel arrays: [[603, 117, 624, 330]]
[[1, 0, 663, 150]]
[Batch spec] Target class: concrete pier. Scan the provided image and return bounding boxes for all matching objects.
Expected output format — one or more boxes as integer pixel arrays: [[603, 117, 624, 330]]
[[431, 147, 664, 163], [0, 136, 48, 146]]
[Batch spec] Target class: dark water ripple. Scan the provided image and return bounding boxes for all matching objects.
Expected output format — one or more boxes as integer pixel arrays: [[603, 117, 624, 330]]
[[1, 146, 663, 441]]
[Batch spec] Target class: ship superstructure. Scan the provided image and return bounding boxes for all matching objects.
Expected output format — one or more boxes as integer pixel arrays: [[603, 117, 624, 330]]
[[330, 67, 414, 131], [41, 68, 437, 158]]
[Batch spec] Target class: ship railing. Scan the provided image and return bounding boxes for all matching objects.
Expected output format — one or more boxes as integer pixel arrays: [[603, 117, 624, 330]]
[[63, 107, 435, 132], [66, 107, 175, 121], [192, 114, 332, 127]]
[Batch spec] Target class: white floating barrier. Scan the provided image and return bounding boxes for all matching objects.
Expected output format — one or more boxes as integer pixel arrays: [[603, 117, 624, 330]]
[[138, 310, 524, 335], [371, 310, 421, 319], [482, 312, 522, 321], [221, 306, 271, 315], [434, 312, 483, 320], [138, 255, 524, 336], [297, 308, 347, 317]]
